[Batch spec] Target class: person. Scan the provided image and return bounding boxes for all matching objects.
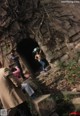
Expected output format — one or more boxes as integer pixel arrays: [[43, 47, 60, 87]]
[[0, 65, 32, 116], [9, 64, 21, 79], [9, 64, 30, 80], [35, 50, 46, 72], [10, 50, 25, 79], [9, 64, 34, 98]]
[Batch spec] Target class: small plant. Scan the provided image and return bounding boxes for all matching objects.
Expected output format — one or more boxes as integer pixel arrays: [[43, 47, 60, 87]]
[[65, 60, 80, 84], [59, 59, 80, 84], [63, 94, 70, 101]]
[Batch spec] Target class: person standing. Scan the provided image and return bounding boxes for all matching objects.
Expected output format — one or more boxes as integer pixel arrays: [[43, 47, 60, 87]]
[[0, 65, 32, 116], [10, 50, 25, 79], [35, 51, 46, 72]]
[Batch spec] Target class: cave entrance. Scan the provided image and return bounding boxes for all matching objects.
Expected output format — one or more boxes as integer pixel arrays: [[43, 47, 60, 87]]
[[16, 38, 48, 74]]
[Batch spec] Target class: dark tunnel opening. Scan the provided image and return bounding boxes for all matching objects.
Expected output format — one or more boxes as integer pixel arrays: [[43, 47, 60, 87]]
[[16, 38, 41, 73]]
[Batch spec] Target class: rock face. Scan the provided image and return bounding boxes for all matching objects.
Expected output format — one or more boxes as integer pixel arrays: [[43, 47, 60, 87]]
[[36, 0, 80, 64], [0, 0, 80, 64], [0, 0, 80, 90], [0, 0, 80, 115], [33, 94, 58, 116]]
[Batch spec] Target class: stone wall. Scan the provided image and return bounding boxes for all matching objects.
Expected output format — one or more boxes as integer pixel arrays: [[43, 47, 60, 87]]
[[29, 0, 80, 69], [0, 0, 80, 72]]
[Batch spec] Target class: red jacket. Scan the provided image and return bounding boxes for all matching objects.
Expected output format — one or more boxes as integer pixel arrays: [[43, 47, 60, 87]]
[[69, 112, 80, 116]]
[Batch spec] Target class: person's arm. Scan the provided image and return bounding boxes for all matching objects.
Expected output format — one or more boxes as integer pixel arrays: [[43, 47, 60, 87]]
[[12, 66, 21, 78], [35, 55, 37, 60], [12, 66, 20, 74], [35, 54, 39, 60], [4, 68, 21, 88]]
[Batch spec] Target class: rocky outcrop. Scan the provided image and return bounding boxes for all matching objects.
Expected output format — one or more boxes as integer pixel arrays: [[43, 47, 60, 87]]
[[0, 1, 80, 115], [0, 0, 80, 65]]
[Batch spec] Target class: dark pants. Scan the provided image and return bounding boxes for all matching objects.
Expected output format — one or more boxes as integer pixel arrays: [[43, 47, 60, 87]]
[[8, 102, 32, 116], [39, 60, 45, 71]]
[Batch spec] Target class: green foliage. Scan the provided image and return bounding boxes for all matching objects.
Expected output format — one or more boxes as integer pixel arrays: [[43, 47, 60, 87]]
[[59, 57, 80, 84], [65, 60, 80, 84], [59, 60, 80, 84]]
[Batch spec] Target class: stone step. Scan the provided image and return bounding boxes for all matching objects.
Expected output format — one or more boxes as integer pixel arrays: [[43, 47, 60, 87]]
[[33, 94, 56, 116], [32, 93, 80, 116], [71, 97, 80, 110]]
